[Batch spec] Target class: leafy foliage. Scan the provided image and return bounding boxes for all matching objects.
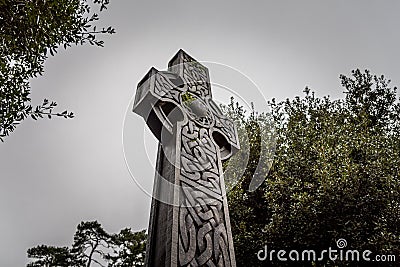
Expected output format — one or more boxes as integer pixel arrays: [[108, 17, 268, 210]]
[[106, 228, 147, 266], [27, 245, 80, 267], [27, 221, 147, 267], [223, 100, 276, 266], [227, 69, 400, 266], [0, 0, 115, 141]]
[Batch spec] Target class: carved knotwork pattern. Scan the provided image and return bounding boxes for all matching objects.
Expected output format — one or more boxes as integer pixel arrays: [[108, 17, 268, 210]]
[[181, 53, 211, 98], [178, 121, 232, 267], [154, 72, 183, 103], [153, 68, 238, 150], [135, 51, 238, 267], [181, 93, 213, 128]]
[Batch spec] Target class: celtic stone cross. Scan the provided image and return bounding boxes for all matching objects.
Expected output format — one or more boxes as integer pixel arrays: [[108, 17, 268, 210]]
[[133, 50, 239, 267]]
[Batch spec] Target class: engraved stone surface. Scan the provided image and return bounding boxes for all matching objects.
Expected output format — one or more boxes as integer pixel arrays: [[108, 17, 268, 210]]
[[133, 50, 239, 267]]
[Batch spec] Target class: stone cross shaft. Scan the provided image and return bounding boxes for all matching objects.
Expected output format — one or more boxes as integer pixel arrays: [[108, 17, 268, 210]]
[[133, 50, 239, 267]]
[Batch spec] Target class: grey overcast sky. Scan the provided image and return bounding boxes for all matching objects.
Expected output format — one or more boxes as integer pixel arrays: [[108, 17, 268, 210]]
[[1, 1, 400, 266]]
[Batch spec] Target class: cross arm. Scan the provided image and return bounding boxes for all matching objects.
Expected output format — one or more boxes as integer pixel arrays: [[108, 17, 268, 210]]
[[208, 99, 240, 160], [133, 67, 185, 141]]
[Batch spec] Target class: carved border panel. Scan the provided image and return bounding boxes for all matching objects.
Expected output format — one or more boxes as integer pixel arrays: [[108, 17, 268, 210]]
[[178, 121, 233, 267]]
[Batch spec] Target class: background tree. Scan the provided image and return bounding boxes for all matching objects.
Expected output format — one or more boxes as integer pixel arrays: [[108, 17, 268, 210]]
[[222, 99, 275, 266], [106, 228, 147, 266], [227, 69, 400, 266], [0, 0, 115, 141], [27, 245, 80, 267], [27, 221, 147, 267]]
